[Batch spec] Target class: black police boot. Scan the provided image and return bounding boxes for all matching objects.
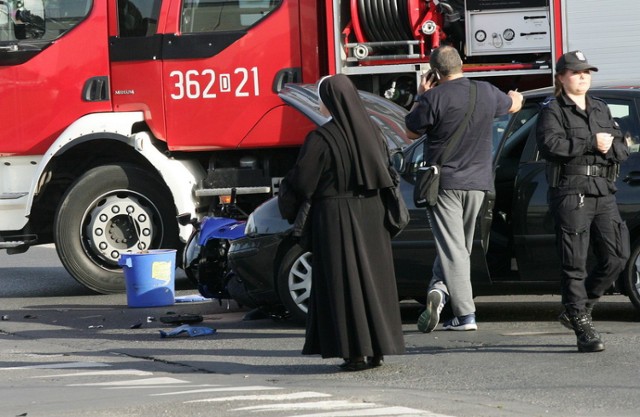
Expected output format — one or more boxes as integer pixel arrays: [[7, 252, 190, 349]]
[[569, 313, 604, 353], [559, 303, 594, 330]]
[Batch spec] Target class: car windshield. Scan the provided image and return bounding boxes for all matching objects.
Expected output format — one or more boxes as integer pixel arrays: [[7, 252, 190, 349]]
[[359, 93, 411, 151]]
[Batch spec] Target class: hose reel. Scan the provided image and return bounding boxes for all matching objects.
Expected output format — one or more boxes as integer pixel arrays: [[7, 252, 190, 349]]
[[344, 0, 459, 63]]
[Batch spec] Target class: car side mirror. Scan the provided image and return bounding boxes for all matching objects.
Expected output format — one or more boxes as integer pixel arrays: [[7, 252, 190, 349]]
[[176, 213, 196, 227], [390, 150, 405, 174]]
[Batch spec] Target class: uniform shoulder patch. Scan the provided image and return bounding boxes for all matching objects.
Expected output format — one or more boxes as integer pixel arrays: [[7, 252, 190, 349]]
[[541, 96, 556, 108]]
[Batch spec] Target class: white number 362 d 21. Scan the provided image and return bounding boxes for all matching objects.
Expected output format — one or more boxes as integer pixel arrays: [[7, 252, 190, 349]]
[[169, 67, 260, 100]]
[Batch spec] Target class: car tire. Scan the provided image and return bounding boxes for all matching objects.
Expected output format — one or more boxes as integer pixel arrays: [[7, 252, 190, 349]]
[[54, 163, 180, 294], [276, 243, 312, 325], [623, 238, 640, 312]]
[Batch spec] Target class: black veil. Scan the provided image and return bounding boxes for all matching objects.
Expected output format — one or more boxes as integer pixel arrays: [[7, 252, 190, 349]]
[[317, 74, 394, 191]]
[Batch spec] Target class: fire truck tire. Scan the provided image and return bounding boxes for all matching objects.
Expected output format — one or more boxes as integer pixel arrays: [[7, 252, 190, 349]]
[[54, 163, 180, 294], [276, 243, 312, 325]]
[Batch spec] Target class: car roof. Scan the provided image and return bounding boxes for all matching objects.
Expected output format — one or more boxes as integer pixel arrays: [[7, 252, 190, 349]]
[[278, 83, 411, 151], [523, 83, 640, 99]]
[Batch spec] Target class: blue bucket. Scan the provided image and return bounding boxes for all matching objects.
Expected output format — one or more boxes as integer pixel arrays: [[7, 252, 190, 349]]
[[118, 249, 176, 308]]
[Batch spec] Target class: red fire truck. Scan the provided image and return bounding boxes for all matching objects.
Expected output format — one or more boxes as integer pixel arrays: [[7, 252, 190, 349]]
[[1, 0, 637, 293]]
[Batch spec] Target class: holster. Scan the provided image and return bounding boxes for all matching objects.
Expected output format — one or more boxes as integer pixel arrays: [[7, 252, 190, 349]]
[[611, 163, 621, 181], [546, 163, 562, 187]]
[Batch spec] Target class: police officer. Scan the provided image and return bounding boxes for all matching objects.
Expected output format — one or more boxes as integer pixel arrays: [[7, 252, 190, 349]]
[[536, 50, 630, 353]]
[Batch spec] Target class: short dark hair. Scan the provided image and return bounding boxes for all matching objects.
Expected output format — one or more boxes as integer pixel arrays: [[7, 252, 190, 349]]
[[429, 46, 463, 76]]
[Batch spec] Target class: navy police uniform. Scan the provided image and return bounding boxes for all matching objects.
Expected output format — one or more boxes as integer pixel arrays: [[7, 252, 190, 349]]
[[536, 93, 630, 316]]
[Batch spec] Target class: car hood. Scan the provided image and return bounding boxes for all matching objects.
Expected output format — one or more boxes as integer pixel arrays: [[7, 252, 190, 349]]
[[278, 83, 411, 152], [244, 197, 291, 236], [248, 83, 413, 236]]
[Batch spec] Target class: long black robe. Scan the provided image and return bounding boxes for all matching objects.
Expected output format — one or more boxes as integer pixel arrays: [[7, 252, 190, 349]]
[[281, 75, 405, 359]]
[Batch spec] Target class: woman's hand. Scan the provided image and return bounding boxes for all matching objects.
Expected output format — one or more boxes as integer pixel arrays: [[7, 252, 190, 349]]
[[595, 132, 614, 154]]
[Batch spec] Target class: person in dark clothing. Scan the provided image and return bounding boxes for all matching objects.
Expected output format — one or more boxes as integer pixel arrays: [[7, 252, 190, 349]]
[[536, 50, 630, 353], [278, 74, 405, 371], [405, 46, 522, 333]]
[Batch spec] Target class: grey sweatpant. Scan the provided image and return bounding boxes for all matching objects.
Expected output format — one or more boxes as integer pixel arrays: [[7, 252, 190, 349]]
[[427, 189, 486, 317]]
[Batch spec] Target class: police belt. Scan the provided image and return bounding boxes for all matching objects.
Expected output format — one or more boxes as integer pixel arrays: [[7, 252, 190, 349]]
[[560, 164, 617, 180]]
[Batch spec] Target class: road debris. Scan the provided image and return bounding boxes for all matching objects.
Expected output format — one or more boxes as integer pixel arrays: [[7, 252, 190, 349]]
[[159, 324, 216, 338], [159, 314, 203, 325]]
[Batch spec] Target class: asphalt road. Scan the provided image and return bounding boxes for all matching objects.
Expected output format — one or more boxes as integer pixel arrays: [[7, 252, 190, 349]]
[[1, 245, 640, 417]]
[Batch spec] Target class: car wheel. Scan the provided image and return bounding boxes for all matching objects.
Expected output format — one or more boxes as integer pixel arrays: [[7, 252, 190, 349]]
[[623, 238, 640, 312], [54, 164, 180, 294], [276, 243, 312, 324]]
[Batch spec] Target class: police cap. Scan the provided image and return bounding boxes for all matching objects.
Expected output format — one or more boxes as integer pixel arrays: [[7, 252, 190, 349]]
[[556, 50, 599, 73]]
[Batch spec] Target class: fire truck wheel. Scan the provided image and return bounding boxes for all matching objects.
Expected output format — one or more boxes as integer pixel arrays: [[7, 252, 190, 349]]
[[276, 243, 312, 325], [54, 163, 180, 294]]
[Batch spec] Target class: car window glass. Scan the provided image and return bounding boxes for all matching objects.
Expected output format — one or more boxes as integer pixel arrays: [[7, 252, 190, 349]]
[[407, 141, 425, 177], [502, 104, 540, 142], [492, 114, 510, 150], [606, 100, 640, 153], [359, 91, 411, 151], [493, 102, 540, 158], [181, 0, 281, 34], [118, 0, 161, 37]]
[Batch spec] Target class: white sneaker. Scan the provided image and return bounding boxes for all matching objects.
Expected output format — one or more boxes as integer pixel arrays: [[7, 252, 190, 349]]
[[443, 313, 477, 331], [417, 289, 446, 333]]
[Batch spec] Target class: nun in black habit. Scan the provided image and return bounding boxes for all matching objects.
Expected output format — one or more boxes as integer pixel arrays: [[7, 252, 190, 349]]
[[279, 74, 405, 371]]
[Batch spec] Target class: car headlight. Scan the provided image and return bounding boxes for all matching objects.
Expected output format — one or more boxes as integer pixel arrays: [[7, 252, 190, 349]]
[[183, 230, 202, 269], [244, 212, 257, 235]]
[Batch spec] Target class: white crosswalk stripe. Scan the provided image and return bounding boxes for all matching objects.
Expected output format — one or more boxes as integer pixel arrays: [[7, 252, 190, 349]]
[[0, 361, 110, 370], [32, 369, 153, 378], [292, 408, 452, 417], [104, 384, 214, 390], [151, 385, 283, 396], [231, 400, 378, 411], [185, 391, 331, 403], [15, 362, 454, 416], [68, 376, 189, 386]]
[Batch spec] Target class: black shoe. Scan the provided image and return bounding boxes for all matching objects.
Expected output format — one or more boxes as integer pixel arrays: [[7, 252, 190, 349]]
[[367, 355, 384, 367], [338, 357, 368, 371], [569, 313, 604, 353], [559, 304, 594, 330]]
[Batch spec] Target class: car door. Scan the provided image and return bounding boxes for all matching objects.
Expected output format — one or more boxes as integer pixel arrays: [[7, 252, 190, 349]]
[[391, 138, 437, 296], [604, 96, 640, 240], [509, 92, 640, 281], [489, 106, 542, 280]]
